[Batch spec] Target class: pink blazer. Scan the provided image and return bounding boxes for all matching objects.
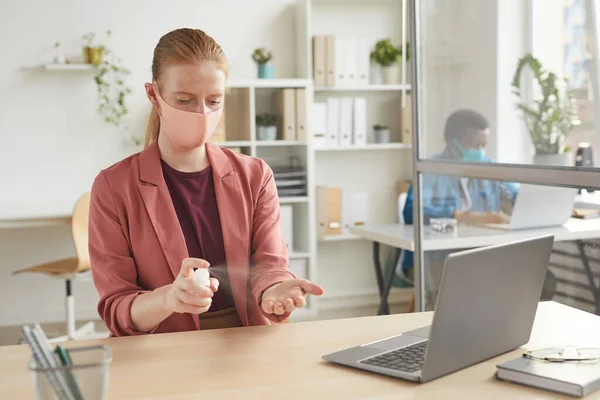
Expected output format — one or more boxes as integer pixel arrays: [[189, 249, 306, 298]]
[[89, 141, 294, 336]]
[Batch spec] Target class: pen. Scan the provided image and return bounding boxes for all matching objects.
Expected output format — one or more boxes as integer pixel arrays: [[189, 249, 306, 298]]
[[55, 346, 85, 400]]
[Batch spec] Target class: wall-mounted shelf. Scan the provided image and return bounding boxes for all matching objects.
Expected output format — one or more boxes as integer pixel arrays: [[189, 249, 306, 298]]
[[315, 143, 412, 152], [314, 84, 411, 92], [21, 63, 97, 71]]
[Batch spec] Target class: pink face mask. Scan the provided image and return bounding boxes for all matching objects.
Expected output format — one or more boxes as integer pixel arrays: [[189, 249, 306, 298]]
[[155, 91, 223, 149]]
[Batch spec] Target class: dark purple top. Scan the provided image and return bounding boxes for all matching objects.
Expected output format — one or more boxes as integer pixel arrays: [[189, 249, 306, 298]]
[[161, 161, 234, 312]]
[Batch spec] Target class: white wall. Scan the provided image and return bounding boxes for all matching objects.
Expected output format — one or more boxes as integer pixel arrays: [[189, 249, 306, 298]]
[[496, 0, 532, 164], [0, 0, 299, 327], [420, 0, 530, 164]]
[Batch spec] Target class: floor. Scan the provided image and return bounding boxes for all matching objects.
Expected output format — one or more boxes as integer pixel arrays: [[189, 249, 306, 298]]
[[0, 303, 409, 346]]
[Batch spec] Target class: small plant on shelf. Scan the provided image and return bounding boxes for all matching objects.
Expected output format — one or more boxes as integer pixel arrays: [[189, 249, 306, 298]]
[[252, 47, 274, 79], [373, 124, 390, 144], [83, 30, 133, 131], [371, 39, 402, 84], [256, 113, 278, 141]]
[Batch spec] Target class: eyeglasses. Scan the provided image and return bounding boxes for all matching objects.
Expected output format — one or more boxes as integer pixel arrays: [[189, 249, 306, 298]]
[[523, 346, 600, 363]]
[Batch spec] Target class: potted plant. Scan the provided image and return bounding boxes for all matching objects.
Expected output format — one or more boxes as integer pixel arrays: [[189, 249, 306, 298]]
[[82, 31, 110, 65], [370, 39, 401, 84], [256, 113, 278, 141], [373, 124, 390, 143], [512, 53, 580, 166], [86, 31, 132, 128], [252, 48, 273, 79]]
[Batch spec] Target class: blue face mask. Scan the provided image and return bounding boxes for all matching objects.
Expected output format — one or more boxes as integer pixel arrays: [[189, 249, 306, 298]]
[[453, 139, 486, 162]]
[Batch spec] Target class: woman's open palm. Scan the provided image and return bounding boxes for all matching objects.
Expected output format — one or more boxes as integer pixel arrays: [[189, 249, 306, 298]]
[[261, 279, 324, 315]]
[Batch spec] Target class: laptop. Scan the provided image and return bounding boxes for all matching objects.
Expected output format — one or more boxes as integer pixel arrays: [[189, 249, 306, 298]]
[[485, 184, 578, 230], [322, 235, 555, 383]]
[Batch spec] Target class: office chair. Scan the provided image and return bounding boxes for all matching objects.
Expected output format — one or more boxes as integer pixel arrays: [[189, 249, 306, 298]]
[[13, 193, 107, 342]]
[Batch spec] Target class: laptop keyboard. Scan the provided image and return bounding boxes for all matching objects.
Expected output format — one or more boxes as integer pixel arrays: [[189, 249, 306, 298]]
[[360, 341, 428, 373]]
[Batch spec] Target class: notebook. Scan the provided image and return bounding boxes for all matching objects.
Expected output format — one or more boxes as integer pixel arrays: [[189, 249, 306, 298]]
[[496, 356, 600, 397]]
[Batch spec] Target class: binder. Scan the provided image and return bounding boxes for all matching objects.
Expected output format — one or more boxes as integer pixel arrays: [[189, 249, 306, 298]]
[[357, 38, 370, 87], [335, 37, 346, 86], [353, 97, 367, 146], [279, 205, 294, 251], [312, 102, 327, 148], [312, 35, 326, 87], [316, 186, 342, 236], [276, 88, 296, 141], [342, 189, 369, 233], [326, 97, 340, 147], [343, 38, 357, 87], [295, 88, 307, 142], [400, 94, 413, 144], [339, 97, 353, 147], [325, 35, 338, 87]]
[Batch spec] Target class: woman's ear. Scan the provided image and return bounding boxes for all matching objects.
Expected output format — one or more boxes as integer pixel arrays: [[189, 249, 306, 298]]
[[144, 82, 159, 110]]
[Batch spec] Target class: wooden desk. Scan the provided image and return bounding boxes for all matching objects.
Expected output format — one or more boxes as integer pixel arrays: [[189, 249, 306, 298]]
[[1, 302, 599, 399]]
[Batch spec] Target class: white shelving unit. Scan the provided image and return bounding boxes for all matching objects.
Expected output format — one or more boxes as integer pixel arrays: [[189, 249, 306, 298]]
[[231, 0, 413, 316], [305, 0, 412, 311]]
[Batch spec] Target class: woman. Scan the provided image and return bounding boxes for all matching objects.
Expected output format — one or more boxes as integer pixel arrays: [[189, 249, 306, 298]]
[[89, 28, 323, 337]]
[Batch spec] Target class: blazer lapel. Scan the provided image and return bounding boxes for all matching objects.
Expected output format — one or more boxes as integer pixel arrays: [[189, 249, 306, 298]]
[[207, 143, 250, 326], [137, 141, 188, 281]]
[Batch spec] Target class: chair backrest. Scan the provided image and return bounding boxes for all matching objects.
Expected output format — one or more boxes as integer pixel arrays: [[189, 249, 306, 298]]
[[72, 192, 91, 271]]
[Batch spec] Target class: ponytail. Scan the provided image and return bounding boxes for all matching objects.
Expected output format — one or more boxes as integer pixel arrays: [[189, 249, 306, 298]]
[[144, 107, 160, 149], [144, 28, 228, 149]]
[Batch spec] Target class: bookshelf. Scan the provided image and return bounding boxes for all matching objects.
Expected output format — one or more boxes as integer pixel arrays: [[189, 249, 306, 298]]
[[217, 0, 413, 317], [308, 0, 412, 312], [181, 0, 411, 316]]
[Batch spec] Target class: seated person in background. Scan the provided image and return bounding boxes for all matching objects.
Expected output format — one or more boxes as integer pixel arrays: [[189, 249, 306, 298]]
[[400, 109, 519, 286]]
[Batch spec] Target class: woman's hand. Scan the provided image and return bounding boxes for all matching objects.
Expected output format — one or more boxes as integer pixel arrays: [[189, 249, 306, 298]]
[[164, 258, 219, 314], [454, 210, 510, 225], [261, 279, 325, 315]]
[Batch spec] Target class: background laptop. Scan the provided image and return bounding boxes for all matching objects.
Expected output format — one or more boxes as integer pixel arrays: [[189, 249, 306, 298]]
[[485, 184, 578, 230], [322, 235, 555, 383]]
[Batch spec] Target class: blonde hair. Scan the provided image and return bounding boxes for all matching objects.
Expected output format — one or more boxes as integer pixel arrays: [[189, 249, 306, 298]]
[[144, 28, 229, 149]]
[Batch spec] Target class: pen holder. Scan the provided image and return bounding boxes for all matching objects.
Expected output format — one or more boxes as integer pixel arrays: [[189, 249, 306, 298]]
[[29, 345, 112, 400]]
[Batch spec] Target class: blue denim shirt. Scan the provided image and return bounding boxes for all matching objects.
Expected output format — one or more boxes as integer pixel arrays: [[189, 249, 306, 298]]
[[401, 148, 518, 271]]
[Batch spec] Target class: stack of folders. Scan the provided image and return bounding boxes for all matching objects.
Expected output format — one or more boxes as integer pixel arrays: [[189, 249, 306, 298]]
[[22, 323, 85, 400], [312, 35, 371, 88], [496, 355, 600, 397], [273, 164, 307, 197], [312, 97, 367, 148], [316, 186, 369, 237], [275, 88, 307, 142], [312, 95, 413, 148]]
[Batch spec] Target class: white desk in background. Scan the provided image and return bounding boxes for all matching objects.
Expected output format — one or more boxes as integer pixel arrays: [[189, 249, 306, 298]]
[[350, 218, 600, 315], [0, 201, 73, 229], [576, 190, 600, 210]]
